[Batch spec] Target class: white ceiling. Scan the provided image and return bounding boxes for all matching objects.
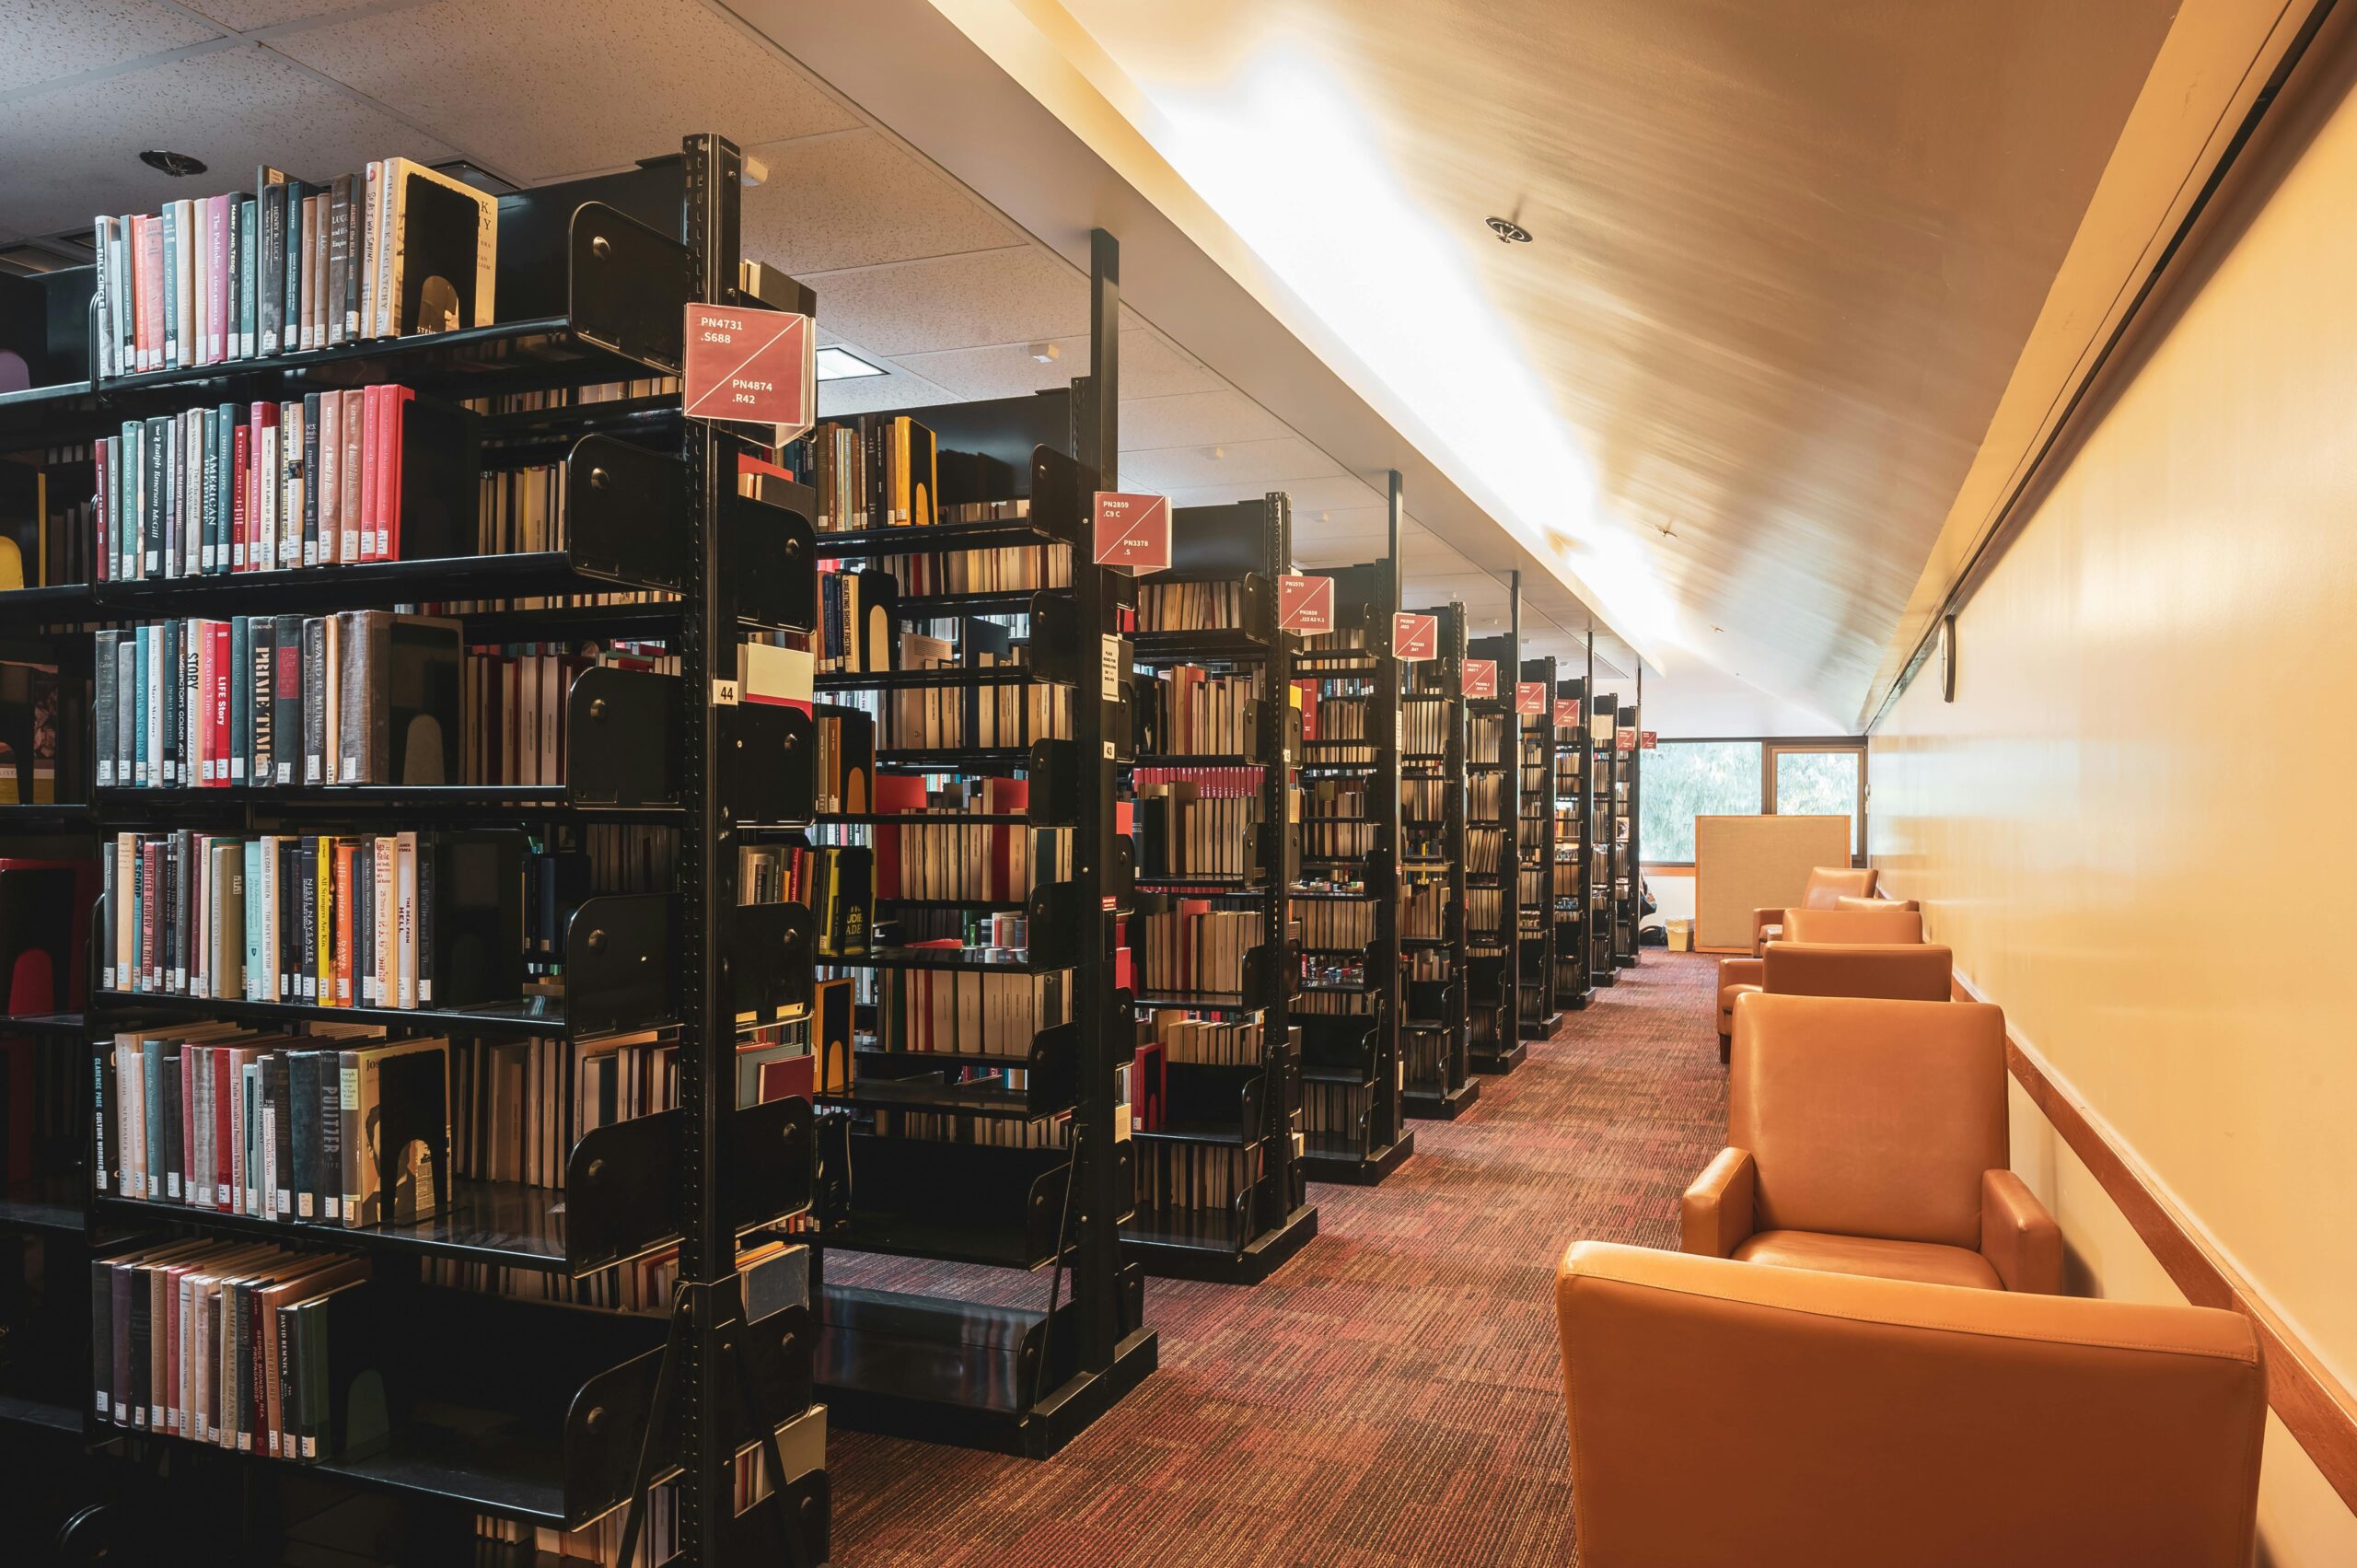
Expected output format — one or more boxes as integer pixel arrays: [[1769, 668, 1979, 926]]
[[0, 0, 1627, 671]]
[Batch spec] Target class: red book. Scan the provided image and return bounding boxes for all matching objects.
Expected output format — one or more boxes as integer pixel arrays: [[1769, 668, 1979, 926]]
[[380, 384, 412, 560], [358, 384, 379, 560], [231, 421, 250, 570], [210, 621, 231, 785], [133, 215, 163, 372]]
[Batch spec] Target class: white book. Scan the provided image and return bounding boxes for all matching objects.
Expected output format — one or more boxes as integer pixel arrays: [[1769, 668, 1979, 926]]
[[372, 157, 402, 339], [257, 424, 278, 572], [395, 831, 418, 1007], [174, 198, 197, 366], [191, 1046, 210, 1210], [192, 202, 211, 366], [361, 161, 379, 341]]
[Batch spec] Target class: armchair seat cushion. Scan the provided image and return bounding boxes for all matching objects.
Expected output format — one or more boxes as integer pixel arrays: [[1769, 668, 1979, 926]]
[[1734, 1229, 2002, 1291]]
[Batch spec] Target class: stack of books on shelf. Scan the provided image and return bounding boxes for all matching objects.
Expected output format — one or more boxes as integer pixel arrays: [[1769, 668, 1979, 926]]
[[870, 632, 1067, 750], [89, 1239, 375, 1458], [1402, 697, 1447, 757], [449, 1028, 671, 1189], [867, 776, 1062, 901], [1138, 907, 1260, 995], [1136, 580, 1242, 633], [1298, 899, 1374, 953], [462, 639, 673, 788], [869, 969, 1071, 1054], [1299, 779, 1376, 860], [99, 830, 513, 1009], [88, 157, 494, 379], [805, 414, 937, 530], [98, 1025, 442, 1227], [1139, 1011, 1261, 1066], [96, 613, 459, 790], [1401, 877, 1448, 940], [1134, 781, 1259, 880], [92, 385, 464, 580], [1139, 665, 1256, 755], [869, 532, 1065, 599], [818, 570, 894, 673]]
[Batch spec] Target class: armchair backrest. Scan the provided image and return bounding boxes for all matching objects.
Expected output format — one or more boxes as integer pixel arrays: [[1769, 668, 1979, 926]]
[[1784, 906, 1922, 945], [1556, 1241, 2265, 1568], [1729, 993, 2005, 1247], [1798, 865, 1876, 909], [1762, 941, 1950, 1002], [1836, 893, 1917, 912]]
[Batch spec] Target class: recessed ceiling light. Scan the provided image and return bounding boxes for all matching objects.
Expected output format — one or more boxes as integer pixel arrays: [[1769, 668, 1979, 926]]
[[815, 346, 887, 381], [1205, 446, 1225, 460], [1485, 215, 1532, 244], [140, 149, 207, 177], [1028, 342, 1061, 365]]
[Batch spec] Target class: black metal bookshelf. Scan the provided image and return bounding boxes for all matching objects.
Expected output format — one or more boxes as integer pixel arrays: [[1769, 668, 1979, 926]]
[[1120, 494, 1318, 1283], [1553, 673, 1595, 1013], [1589, 686, 1621, 986], [1510, 654, 1558, 1052], [1401, 603, 1474, 1119], [0, 136, 835, 1565], [1289, 477, 1412, 1185], [1465, 618, 1519, 1072], [802, 242, 1156, 1458], [1614, 699, 1643, 967]]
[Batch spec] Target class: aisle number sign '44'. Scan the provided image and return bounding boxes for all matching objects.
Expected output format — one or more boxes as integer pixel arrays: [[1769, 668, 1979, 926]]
[[1093, 492, 1171, 573], [681, 305, 816, 440]]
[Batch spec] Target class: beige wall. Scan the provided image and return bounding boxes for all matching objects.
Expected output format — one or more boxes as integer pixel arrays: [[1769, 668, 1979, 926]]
[[1870, 31, 2357, 1565]]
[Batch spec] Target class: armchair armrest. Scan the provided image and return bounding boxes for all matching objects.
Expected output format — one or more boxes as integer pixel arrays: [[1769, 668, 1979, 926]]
[[1715, 957, 1763, 994], [1751, 907, 1784, 957], [1681, 1147, 1756, 1258], [1980, 1168, 2063, 1295]]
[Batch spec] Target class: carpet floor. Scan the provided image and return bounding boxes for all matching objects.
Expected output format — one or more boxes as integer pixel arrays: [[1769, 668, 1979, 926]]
[[826, 951, 1726, 1567]]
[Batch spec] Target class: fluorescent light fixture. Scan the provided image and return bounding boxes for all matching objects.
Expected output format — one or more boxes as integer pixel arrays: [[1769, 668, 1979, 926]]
[[815, 346, 887, 381]]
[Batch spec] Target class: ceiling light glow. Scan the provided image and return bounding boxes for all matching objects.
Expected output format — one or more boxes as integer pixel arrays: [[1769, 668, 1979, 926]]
[[1103, 41, 1689, 665], [815, 346, 887, 381]]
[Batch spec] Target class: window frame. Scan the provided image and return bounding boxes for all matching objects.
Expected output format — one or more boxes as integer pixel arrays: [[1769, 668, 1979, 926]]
[[1636, 735, 1867, 870]]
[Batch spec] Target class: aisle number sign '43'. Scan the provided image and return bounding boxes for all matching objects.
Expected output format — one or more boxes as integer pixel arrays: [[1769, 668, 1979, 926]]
[[681, 305, 816, 441]]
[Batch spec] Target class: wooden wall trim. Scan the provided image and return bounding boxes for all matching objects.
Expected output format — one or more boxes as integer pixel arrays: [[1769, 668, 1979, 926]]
[[1952, 970, 2357, 1512]]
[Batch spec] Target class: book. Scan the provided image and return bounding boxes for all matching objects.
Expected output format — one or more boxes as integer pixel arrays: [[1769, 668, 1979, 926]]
[[379, 158, 496, 335]]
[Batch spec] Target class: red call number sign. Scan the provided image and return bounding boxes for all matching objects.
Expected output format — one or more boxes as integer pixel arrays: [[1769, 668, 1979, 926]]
[[1554, 699, 1582, 729], [1515, 682, 1547, 715], [681, 306, 815, 437], [1463, 659, 1497, 698], [1277, 574, 1334, 632], [1392, 612, 1438, 661], [1617, 728, 1638, 752]]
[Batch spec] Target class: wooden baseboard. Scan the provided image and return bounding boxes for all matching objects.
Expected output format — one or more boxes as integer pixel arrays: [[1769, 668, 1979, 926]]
[[1953, 970, 2357, 1513]]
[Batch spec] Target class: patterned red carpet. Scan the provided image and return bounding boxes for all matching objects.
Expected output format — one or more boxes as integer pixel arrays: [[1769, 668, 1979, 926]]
[[827, 952, 1726, 1566]]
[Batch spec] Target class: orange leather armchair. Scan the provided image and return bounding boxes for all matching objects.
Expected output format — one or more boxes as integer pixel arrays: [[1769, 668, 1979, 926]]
[[1749, 864, 1875, 954], [1717, 933, 1947, 1060], [1688, 993, 2060, 1293], [1555, 1241, 2265, 1567]]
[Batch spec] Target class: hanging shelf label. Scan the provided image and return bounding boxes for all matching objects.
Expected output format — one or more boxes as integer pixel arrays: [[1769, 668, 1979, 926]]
[[1515, 682, 1547, 715], [1092, 492, 1170, 572], [1463, 659, 1497, 698], [681, 305, 815, 438], [1556, 699, 1583, 728], [1277, 574, 1334, 632], [1393, 612, 1437, 661]]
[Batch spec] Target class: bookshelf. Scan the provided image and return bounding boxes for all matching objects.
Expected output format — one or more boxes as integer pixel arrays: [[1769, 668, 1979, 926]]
[[1588, 691, 1621, 987], [1463, 622, 1517, 1074], [1552, 674, 1594, 1013], [2, 135, 835, 1565], [1511, 655, 1558, 1051], [1614, 699, 1643, 967], [1290, 514, 1412, 1185], [1400, 602, 1474, 1119], [801, 241, 1156, 1456], [1121, 494, 1318, 1283]]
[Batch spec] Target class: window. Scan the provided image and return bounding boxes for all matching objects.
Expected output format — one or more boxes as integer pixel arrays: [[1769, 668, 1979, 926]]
[[1770, 745, 1866, 855], [1638, 741, 1762, 863]]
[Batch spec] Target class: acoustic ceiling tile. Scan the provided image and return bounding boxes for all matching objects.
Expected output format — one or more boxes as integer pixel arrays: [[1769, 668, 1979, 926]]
[[1116, 388, 1289, 450], [742, 129, 1019, 276], [180, 1, 395, 27], [0, 0, 220, 98], [816, 360, 954, 419], [893, 327, 1222, 402], [0, 44, 458, 237], [1117, 436, 1342, 494], [272, 0, 859, 181], [808, 244, 1086, 358]]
